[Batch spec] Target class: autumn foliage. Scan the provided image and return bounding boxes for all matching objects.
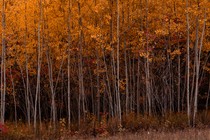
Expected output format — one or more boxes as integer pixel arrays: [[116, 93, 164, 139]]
[[0, 0, 210, 138]]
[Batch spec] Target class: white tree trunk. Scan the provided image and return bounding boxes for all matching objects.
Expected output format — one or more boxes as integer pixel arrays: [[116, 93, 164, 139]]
[[185, 0, 191, 126], [1, 0, 6, 124]]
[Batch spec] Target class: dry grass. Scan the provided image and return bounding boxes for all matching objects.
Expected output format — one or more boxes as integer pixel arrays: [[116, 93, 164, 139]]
[[62, 129, 210, 140], [109, 129, 210, 140], [1, 127, 210, 140], [1, 112, 210, 140]]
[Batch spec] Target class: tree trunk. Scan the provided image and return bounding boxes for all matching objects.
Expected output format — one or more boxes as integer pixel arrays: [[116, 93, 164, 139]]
[[185, 0, 191, 126], [24, 0, 31, 126], [145, 0, 151, 116], [116, 0, 122, 125], [193, 8, 206, 126], [34, 0, 43, 131], [67, 0, 72, 129], [77, 1, 85, 128], [1, 0, 6, 124]]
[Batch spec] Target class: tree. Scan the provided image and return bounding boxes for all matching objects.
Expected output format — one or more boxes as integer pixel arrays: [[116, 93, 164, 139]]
[[1, 0, 6, 124], [185, 0, 191, 126], [34, 0, 43, 130]]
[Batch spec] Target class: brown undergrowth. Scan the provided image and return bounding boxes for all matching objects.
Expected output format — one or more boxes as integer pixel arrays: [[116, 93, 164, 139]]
[[1, 111, 210, 139]]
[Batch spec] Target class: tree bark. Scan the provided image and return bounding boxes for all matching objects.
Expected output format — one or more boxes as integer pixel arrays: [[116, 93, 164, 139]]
[[116, 0, 122, 124], [185, 0, 191, 126], [34, 0, 43, 131], [1, 0, 6, 124]]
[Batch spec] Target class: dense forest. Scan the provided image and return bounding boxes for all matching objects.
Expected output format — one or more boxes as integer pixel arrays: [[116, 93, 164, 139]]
[[0, 0, 210, 134]]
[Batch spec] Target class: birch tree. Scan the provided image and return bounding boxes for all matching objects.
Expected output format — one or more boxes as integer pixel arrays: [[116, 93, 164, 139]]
[[185, 0, 191, 126], [1, 0, 6, 124]]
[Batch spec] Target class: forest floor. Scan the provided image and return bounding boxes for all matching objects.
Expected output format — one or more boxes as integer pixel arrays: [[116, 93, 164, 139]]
[[63, 128, 210, 140], [1, 128, 210, 140], [79, 129, 210, 140]]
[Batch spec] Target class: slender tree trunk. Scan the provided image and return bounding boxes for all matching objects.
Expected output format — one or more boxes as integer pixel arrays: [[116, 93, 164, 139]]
[[193, 14, 199, 126], [1, 0, 6, 124], [167, 20, 173, 114], [24, 0, 31, 126], [34, 0, 43, 130], [77, 1, 85, 127], [136, 55, 141, 115], [116, 0, 122, 125], [95, 0, 101, 122], [46, 46, 55, 128], [185, 0, 191, 126], [101, 46, 113, 117], [96, 44, 100, 121], [136, 0, 142, 115], [193, 8, 206, 126], [177, 38, 181, 112], [174, 2, 181, 113], [145, 0, 151, 116], [124, 38, 129, 115], [132, 56, 135, 111], [67, 0, 72, 129], [46, 44, 65, 129]]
